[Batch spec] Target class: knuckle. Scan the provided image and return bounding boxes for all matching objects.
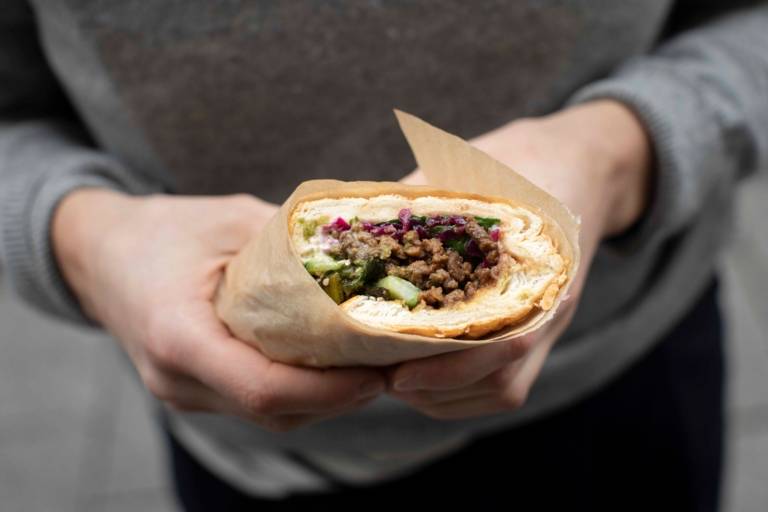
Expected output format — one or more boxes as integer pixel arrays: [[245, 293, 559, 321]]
[[242, 385, 278, 416], [144, 315, 184, 371], [141, 368, 174, 402], [489, 368, 510, 391], [506, 336, 533, 358], [230, 193, 255, 205], [500, 384, 529, 411], [227, 194, 260, 215]]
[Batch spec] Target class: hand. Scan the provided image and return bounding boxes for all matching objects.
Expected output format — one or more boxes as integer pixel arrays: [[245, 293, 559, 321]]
[[53, 190, 386, 432], [393, 100, 652, 419]]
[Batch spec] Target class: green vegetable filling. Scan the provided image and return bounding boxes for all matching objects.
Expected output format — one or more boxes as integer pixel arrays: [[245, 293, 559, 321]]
[[375, 276, 421, 308], [444, 237, 467, 255], [303, 212, 503, 308], [311, 258, 389, 305], [304, 256, 345, 275], [474, 216, 500, 229]]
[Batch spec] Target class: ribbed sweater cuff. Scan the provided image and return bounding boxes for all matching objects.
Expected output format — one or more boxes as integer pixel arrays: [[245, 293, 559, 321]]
[[1, 151, 159, 326]]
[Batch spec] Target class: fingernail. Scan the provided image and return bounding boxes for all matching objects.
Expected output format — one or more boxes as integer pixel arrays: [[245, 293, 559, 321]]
[[393, 376, 418, 392], [359, 380, 385, 398]]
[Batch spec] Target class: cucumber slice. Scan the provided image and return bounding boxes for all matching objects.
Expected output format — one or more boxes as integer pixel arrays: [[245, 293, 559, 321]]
[[304, 256, 345, 276], [375, 276, 421, 308]]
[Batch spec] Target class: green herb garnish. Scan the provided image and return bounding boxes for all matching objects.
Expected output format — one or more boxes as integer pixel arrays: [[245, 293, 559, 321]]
[[444, 236, 469, 256], [429, 225, 454, 235], [474, 216, 500, 229]]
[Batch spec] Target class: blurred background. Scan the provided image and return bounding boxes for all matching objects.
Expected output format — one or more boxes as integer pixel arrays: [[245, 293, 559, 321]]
[[0, 172, 766, 511]]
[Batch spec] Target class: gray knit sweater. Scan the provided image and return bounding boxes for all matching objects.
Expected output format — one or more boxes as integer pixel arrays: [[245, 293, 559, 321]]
[[2, 0, 767, 497]]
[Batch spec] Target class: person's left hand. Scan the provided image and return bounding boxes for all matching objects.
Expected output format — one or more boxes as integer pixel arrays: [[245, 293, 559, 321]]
[[390, 100, 652, 419]]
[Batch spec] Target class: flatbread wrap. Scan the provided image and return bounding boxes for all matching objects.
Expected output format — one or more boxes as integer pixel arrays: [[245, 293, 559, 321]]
[[214, 111, 580, 367]]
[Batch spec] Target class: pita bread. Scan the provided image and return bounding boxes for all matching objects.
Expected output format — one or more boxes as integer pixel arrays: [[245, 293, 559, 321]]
[[291, 193, 567, 339]]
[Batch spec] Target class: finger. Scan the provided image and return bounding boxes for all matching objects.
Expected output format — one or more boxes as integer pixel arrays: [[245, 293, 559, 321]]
[[228, 194, 279, 241], [508, 326, 557, 392], [388, 282, 578, 394], [415, 366, 529, 420], [243, 395, 381, 433], [167, 386, 379, 427], [179, 303, 386, 415], [195, 194, 277, 253], [141, 366, 225, 411], [390, 385, 493, 408], [416, 334, 559, 420], [415, 394, 509, 420], [389, 359, 525, 406], [389, 335, 535, 392]]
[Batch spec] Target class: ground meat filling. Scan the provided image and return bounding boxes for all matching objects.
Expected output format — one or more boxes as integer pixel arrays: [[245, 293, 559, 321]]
[[322, 210, 508, 308]]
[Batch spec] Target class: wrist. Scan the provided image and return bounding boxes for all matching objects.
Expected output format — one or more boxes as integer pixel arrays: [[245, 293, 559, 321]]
[[553, 100, 653, 238], [51, 188, 136, 321]]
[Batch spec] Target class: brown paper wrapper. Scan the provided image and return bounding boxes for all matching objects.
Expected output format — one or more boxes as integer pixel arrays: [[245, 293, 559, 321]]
[[214, 110, 580, 367]]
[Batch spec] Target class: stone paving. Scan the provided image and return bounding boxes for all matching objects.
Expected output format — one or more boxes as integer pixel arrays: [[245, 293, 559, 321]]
[[0, 173, 766, 511]]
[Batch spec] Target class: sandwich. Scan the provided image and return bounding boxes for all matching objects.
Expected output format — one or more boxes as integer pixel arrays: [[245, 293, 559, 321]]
[[213, 111, 579, 367], [292, 193, 567, 339]]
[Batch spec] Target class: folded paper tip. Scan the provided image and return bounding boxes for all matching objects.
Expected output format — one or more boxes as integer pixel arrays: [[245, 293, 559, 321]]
[[393, 108, 412, 126]]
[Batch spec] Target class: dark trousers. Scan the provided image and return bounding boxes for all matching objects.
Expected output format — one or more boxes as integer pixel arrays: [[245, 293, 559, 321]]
[[166, 277, 725, 512]]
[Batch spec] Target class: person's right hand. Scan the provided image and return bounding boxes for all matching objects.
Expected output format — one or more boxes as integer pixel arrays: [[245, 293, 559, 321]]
[[52, 189, 386, 432]]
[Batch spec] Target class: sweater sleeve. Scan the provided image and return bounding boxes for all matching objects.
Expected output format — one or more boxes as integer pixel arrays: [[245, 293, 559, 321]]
[[0, 1, 162, 325], [566, 2, 768, 253]]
